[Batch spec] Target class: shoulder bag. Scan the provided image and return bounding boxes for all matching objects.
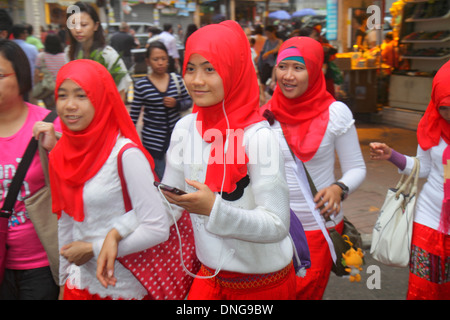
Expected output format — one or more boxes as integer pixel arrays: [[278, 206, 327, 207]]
[[1, 111, 58, 285], [116, 143, 201, 300], [280, 124, 360, 277], [370, 157, 419, 267], [170, 72, 192, 116], [301, 162, 363, 277]]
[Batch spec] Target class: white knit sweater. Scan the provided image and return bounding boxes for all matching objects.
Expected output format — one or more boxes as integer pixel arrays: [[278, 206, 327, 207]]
[[162, 114, 294, 274]]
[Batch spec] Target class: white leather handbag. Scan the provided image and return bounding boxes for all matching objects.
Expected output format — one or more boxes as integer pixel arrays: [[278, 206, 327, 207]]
[[370, 157, 420, 267]]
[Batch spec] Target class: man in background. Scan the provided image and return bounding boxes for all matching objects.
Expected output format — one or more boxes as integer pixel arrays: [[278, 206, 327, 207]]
[[158, 23, 180, 73], [110, 22, 136, 70]]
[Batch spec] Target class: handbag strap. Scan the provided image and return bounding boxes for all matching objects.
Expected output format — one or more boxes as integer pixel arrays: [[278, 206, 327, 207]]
[[170, 72, 181, 98], [0, 111, 58, 218], [117, 143, 139, 212], [395, 157, 420, 198], [282, 132, 328, 217]]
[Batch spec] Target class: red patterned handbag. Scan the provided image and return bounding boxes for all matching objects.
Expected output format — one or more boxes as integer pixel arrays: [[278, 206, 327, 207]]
[[116, 143, 201, 300]]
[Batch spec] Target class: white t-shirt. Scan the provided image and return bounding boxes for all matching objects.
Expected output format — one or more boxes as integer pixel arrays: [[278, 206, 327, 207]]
[[271, 101, 366, 230], [401, 138, 448, 233], [59, 137, 170, 300]]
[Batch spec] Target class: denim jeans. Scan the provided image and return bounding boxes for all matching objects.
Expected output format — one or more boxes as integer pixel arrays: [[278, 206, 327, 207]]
[[0, 266, 58, 300]]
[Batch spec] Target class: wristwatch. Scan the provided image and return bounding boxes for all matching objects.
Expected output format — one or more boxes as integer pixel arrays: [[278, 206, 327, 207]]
[[333, 181, 349, 201]]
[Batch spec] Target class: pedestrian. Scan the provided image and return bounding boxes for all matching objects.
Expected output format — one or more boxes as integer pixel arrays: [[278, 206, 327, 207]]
[[12, 24, 38, 89], [300, 26, 339, 98], [252, 24, 266, 63], [370, 60, 450, 300], [0, 39, 61, 300], [0, 9, 13, 40], [183, 24, 197, 49], [34, 34, 66, 110], [31, 59, 170, 300], [257, 25, 282, 104], [25, 24, 44, 52], [381, 32, 398, 71], [158, 24, 180, 73], [261, 36, 366, 300], [161, 20, 296, 300], [129, 41, 192, 180], [65, 1, 131, 102], [109, 22, 136, 70]]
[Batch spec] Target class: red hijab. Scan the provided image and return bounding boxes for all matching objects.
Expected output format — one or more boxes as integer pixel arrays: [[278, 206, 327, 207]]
[[182, 21, 264, 193], [263, 37, 335, 162], [417, 60, 450, 234], [49, 59, 155, 222]]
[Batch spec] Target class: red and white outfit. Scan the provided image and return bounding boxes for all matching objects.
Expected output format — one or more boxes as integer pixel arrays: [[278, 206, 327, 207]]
[[162, 21, 296, 300], [262, 37, 366, 300], [49, 60, 170, 300], [401, 60, 450, 300]]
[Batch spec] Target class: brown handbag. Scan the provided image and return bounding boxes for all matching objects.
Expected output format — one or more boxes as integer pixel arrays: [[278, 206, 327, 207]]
[[25, 136, 59, 285]]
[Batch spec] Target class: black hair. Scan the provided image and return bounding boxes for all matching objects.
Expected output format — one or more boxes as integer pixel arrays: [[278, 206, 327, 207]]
[[163, 23, 172, 32], [45, 34, 64, 55], [254, 24, 263, 35], [0, 9, 13, 38], [26, 23, 34, 35], [264, 25, 277, 33], [11, 24, 28, 39], [67, 1, 106, 60], [146, 40, 168, 59], [299, 27, 315, 37], [0, 39, 32, 96]]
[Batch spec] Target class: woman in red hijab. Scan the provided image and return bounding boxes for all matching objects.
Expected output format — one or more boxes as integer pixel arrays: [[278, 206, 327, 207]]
[[262, 36, 366, 299], [161, 20, 296, 300], [34, 59, 170, 300], [371, 60, 450, 299]]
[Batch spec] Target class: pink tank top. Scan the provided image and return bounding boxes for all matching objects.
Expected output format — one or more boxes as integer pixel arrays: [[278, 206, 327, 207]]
[[0, 103, 61, 270]]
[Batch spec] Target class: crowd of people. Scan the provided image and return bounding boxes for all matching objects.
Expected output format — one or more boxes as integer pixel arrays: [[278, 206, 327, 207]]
[[0, 1, 449, 301]]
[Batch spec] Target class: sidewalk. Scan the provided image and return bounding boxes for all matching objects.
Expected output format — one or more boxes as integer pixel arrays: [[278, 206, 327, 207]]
[[342, 120, 422, 242], [323, 120, 421, 300]]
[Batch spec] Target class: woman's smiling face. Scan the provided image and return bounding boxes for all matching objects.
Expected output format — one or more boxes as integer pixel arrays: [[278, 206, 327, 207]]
[[276, 60, 309, 99], [183, 53, 224, 107], [56, 79, 95, 132]]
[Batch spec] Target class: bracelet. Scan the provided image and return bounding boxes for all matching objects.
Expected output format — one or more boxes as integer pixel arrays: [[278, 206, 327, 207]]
[[333, 181, 349, 201]]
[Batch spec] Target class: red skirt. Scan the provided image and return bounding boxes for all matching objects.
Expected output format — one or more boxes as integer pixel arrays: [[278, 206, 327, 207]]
[[407, 222, 450, 300], [187, 262, 296, 300], [296, 220, 344, 300], [63, 282, 149, 300]]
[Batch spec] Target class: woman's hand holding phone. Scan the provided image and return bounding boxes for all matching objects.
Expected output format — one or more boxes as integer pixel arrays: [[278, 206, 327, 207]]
[[157, 179, 215, 216]]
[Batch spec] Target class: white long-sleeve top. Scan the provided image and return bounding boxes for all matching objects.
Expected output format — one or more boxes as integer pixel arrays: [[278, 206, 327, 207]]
[[58, 137, 170, 300], [162, 114, 294, 274], [272, 102, 366, 231], [400, 138, 448, 233]]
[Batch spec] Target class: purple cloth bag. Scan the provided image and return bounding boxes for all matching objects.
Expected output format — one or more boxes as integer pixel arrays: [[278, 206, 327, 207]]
[[290, 209, 311, 274]]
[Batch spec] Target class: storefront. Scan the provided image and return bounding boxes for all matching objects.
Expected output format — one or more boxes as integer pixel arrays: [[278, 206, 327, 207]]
[[331, 0, 449, 129], [384, 0, 449, 129]]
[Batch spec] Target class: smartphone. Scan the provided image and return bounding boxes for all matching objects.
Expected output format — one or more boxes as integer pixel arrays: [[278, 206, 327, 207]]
[[154, 181, 187, 195]]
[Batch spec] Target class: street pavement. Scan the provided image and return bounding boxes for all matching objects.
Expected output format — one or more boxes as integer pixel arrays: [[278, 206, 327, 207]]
[[323, 120, 422, 300]]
